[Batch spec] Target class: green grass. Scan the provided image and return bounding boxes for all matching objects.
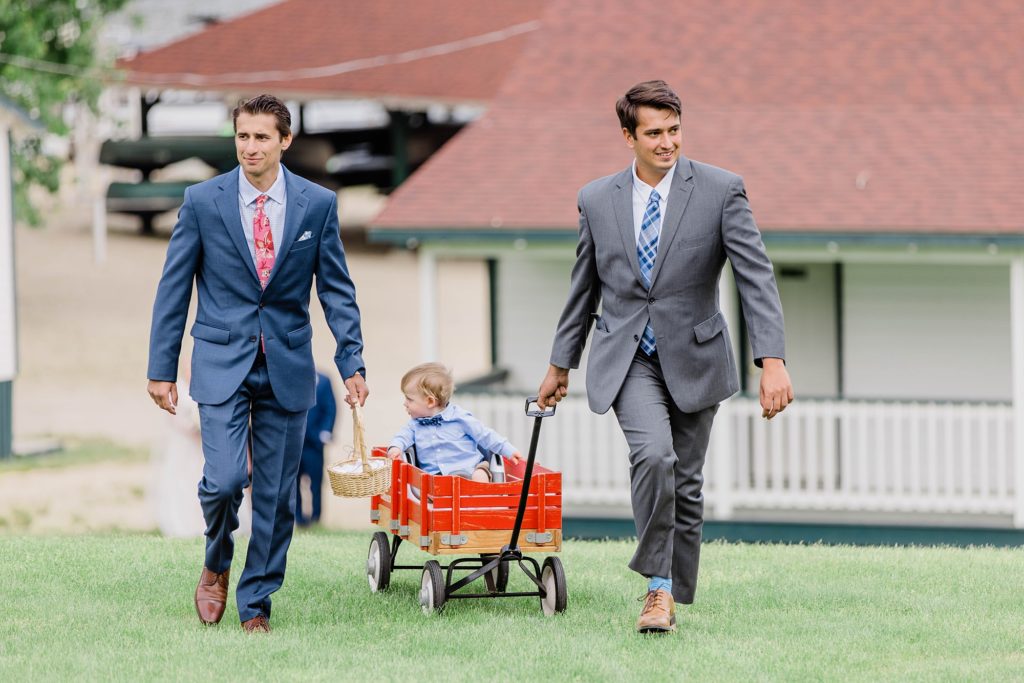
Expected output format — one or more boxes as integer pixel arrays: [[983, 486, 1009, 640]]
[[1, 533, 1022, 682], [0, 438, 146, 473]]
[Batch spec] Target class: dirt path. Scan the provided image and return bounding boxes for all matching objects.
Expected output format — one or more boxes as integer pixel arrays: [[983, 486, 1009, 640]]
[[10, 216, 418, 532], [0, 460, 154, 533]]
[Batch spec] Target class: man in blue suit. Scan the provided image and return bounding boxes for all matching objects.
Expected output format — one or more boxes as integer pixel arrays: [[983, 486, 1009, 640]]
[[295, 370, 337, 527], [147, 94, 368, 634]]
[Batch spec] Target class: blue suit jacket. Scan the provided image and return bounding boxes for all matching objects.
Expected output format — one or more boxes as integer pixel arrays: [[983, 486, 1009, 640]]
[[147, 166, 365, 412]]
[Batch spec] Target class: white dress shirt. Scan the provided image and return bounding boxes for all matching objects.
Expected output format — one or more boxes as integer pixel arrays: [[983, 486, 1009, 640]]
[[238, 165, 287, 266], [631, 160, 676, 243]]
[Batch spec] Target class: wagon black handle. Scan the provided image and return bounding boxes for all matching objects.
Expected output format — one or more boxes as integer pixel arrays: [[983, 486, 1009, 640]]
[[524, 396, 556, 418], [509, 396, 554, 551]]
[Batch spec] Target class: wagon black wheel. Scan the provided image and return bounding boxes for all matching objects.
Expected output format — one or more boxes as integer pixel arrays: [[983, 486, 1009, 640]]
[[366, 532, 391, 593], [494, 557, 510, 592], [481, 554, 510, 593], [419, 560, 446, 614], [539, 556, 567, 616]]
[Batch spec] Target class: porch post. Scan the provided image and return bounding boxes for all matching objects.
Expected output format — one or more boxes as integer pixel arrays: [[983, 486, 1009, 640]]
[[1011, 257, 1024, 527], [0, 127, 16, 459], [711, 401, 735, 519], [418, 249, 438, 362], [719, 264, 740, 372]]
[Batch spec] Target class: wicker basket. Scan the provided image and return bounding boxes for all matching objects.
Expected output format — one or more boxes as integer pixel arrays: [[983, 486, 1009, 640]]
[[328, 402, 391, 497]]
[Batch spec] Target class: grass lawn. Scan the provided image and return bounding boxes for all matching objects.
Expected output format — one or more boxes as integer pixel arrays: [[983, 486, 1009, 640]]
[[1, 532, 1022, 681]]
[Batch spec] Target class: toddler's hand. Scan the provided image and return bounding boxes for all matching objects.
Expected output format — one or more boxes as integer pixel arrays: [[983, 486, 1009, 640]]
[[387, 447, 402, 460], [509, 451, 522, 465]]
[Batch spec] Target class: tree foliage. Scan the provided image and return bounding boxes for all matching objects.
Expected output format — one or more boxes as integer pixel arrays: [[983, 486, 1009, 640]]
[[0, 0, 127, 225]]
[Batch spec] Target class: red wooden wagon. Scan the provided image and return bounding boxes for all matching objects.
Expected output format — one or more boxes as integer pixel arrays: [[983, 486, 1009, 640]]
[[363, 398, 567, 615]]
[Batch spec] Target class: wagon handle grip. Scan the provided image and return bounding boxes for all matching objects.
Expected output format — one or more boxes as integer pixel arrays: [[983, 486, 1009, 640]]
[[524, 396, 556, 418]]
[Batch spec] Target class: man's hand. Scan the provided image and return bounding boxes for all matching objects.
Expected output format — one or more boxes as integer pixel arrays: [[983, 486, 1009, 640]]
[[537, 365, 570, 409], [508, 451, 522, 465], [387, 446, 402, 460], [759, 358, 794, 420], [344, 373, 369, 407], [148, 380, 179, 415]]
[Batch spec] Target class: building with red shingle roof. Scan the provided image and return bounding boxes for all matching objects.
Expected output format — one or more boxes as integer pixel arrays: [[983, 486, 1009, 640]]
[[117, 0, 546, 106], [368, 0, 1024, 527]]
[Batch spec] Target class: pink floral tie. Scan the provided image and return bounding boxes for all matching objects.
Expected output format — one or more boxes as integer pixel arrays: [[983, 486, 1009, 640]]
[[254, 194, 275, 352], [253, 194, 275, 289]]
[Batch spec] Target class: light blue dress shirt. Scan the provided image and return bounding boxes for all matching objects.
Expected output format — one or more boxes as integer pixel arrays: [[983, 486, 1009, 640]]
[[389, 403, 517, 476], [237, 165, 287, 266]]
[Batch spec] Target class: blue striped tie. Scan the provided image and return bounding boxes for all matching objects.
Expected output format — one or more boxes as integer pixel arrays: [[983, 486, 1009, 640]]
[[637, 189, 661, 355]]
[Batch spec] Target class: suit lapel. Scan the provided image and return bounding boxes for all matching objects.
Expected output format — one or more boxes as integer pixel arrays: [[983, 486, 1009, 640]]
[[215, 170, 260, 285], [648, 158, 694, 287], [612, 168, 645, 285], [266, 166, 309, 286]]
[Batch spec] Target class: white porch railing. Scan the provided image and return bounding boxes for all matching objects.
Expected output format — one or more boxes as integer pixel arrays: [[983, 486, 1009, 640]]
[[458, 393, 1018, 524]]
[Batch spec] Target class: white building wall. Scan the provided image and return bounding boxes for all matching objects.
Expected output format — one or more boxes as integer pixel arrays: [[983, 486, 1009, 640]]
[[436, 259, 491, 382], [768, 263, 838, 398], [497, 253, 582, 390], [844, 263, 1011, 401]]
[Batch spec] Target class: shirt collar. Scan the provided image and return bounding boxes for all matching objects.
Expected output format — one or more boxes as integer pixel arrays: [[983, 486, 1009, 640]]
[[416, 404, 457, 424], [238, 165, 286, 206], [631, 160, 676, 202]]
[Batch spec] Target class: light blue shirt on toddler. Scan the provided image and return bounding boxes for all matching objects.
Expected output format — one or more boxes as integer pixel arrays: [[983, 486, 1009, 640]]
[[389, 403, 517, 476]]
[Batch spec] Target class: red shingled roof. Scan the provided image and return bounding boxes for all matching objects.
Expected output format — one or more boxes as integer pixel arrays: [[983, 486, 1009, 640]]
[[118, 0, 545, 105], [373, 0, 1024, 234]]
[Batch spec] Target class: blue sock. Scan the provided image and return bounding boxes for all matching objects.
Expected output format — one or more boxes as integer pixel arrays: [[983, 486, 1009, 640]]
[[648, 576, 672, 593]]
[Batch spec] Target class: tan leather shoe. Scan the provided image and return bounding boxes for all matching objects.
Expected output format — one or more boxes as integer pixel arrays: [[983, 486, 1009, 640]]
[[241, 614, 271, 633], [195, 567, 229, 625], [636, 588, 676, 633]]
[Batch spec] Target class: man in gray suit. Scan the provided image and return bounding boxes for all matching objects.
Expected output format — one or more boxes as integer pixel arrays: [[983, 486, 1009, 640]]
[[537, 80, 793, 634]]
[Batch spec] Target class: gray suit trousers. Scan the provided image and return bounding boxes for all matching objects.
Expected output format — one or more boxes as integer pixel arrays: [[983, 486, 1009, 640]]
[[612, 351, 717, 604]]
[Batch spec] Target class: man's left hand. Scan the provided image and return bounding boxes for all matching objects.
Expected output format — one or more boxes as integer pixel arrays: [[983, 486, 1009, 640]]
[[759, 358, 793, 420], [344, 373, 369, 407]]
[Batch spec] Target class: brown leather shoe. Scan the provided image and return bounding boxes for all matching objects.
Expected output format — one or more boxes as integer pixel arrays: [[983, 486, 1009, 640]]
[[194, 567, 229, 625], [241, 614, 271, 633], [636, 589, 676, 633]]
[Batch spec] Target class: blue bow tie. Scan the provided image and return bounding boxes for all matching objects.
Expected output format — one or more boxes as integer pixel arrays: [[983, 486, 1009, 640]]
[[416, 415, 443, 427]]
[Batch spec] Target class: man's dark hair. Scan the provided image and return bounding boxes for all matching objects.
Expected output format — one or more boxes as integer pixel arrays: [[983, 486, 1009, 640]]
[[232, 94, 292, 139], [615, 80, 682, 137]]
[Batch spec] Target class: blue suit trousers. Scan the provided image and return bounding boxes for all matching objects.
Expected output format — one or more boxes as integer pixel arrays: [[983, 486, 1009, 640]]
[[198, 360, 306, 622]]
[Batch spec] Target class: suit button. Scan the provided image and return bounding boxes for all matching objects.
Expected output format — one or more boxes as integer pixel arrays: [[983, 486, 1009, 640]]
[[259, 302, 265, 309], [648, 297, 655, 304], [633, 334, 639, 341], [249, 335, 257, 342]]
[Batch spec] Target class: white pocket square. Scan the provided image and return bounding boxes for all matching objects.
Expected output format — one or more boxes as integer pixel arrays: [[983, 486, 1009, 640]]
[[298, 231, 313, 241]]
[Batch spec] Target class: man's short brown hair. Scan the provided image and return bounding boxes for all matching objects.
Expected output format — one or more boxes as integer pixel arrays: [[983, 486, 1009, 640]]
[[615, 80, 682, 136], [232, 94, 292, 139], [401, 362, 454, 406]]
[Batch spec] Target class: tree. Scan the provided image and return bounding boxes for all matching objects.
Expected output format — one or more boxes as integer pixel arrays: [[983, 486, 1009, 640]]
[[0, 0, 127, 225]]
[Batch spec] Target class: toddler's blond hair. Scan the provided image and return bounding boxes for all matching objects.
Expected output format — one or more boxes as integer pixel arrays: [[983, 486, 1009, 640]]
[[401, 362, 454, 406]]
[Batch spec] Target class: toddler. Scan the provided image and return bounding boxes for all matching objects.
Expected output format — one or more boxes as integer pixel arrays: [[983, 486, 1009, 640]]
[[387, 363, 520, 482]]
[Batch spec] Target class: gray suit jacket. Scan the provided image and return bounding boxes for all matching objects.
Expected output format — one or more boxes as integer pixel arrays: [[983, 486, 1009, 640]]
[[549, 156, 785, 414]]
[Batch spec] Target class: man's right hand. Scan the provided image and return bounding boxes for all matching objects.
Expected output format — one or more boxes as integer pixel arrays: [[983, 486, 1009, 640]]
[[537, 365, 570, 409], [148, 380, 178, 415]]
